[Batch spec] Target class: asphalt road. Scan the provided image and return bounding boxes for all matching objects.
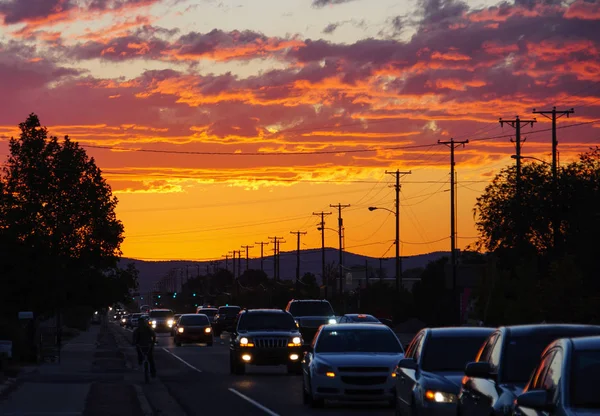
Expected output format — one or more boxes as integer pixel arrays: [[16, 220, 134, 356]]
[[123, 326, 412, 416]]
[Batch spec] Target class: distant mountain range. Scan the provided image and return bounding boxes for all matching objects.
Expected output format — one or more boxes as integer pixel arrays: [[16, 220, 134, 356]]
[[121, 248, 451, 294]]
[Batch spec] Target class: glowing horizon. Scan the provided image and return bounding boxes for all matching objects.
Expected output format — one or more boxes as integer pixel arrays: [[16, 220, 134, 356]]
[[0, 0, 598, 262]]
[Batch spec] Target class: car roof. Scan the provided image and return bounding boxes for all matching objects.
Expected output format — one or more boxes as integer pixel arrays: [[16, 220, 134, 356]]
[[324, 323, 392, 331], [150, 309, 172, 312], [428, 327, 496, 337], [504, 324, 600, 337], [198, 307, 218, 310], [289, 299, 330, 303], [570, 336, 600, 351], [242, 309, 290, 314], [181, 313, 205, 317], [344, 314, 376, 317]]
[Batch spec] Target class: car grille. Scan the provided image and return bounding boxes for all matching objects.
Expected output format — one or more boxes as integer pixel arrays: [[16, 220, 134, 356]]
[[341, 376, 388, 385], [254, 337, 288, 348], [339, 367, 389, 373]]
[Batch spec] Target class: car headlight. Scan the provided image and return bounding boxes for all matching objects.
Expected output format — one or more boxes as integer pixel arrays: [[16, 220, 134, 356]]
[[151, 320, 157, 326], [314, 361, 336, 377], [204, 327, 212, 333], [424, 390, 458, 404], [121, 318, 126, 323], [288, 336, 302, 347], [167, 319, 174, 327], [178, 327, 184, 333], [239, 337, 254, 347], [328, 318, 337, 324]]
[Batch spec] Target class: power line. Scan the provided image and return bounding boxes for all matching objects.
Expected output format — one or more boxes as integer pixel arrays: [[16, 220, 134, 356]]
[[69, 118, 600, 157]]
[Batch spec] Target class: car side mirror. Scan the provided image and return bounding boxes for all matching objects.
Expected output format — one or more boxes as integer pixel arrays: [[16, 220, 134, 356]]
[[516, 390, 554, 411], [465, 362, 495, 379], [397, 358, 418, 371]]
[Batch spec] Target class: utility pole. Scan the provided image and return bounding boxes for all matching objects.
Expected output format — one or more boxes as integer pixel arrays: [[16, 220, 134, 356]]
[[532, 106, 574, 249], [229, 251, 236, 281], [255, 241, 269, 272], [438, 138, 468, 325], [499, 116, 537, 199], [241, 245, 253, 271], [268, 236, 283, 280], [291, 231, 307, 292], [330, 203, 350, 296], [379, 258, 387, 283], [386, 169, 412, 292], [276, 239, 285, 280], [236, 250, 241, 279], [313, 211, 332, 295], [222, 254, 229, 272]]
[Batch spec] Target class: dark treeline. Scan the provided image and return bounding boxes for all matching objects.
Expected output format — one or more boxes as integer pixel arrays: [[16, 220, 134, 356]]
[[0, 114, 138, 330]]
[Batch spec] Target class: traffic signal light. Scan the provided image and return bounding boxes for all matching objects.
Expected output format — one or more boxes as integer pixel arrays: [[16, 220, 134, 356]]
[[193, 293, 196, 297]]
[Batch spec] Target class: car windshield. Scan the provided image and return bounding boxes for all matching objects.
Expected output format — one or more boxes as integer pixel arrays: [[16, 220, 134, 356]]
[[349, 315, 379, 323], [570, 350, 600, 408], [219, 307, 241, 316], [181, 315, 210, 326], [504, 334, 572, 383], [288, 302, 334, 317], [238, 313, 296, 331], [200, 309, 218, 317], [149, 310, 173, 318], [316, 328, 403, 353], [421, 335, 489, 372]]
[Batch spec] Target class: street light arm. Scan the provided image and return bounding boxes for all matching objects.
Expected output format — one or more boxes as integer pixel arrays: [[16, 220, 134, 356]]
[[368, 206, 396, 215], [511, 154, 551, 166]]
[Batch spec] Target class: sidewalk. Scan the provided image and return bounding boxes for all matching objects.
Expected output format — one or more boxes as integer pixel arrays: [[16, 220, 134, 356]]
[[0, 323, 148, 416]]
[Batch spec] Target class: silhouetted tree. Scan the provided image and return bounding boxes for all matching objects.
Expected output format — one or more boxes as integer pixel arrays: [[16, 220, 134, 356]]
[[239, 269, 268, 287], [0, 114, 133, 315], [474, 147, 600, 323]]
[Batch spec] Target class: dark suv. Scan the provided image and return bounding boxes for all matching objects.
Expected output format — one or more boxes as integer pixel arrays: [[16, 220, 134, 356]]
[[148, 309, 175, 333], [229, 309, 303, 375], [285, 299, 336, 346], [213, 305, 241, 336]]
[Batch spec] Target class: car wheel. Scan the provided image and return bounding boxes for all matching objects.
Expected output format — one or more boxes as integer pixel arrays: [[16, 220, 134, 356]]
[[287, 362, 302, 375], [235, 361, 246, 375], [229, 353, 235, 374], [307, 376, 324, 408], [302, 378, 310, 405]]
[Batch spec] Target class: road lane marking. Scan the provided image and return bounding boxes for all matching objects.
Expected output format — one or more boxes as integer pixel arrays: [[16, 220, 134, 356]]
[[228, 388, 280, 416], [161, 347, 203, 373]]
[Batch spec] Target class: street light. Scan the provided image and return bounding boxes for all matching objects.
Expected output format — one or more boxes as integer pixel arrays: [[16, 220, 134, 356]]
[[511, 155, 551, 166], [368, 206, 401, 292]]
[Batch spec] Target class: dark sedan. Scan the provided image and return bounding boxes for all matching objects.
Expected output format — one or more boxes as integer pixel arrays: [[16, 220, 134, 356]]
[[338, 314, 381, 324], [514, 336, 600, 416], [395, 327, 495, 416], [174, 314, 213, 346], [459, 324, 600, 416]]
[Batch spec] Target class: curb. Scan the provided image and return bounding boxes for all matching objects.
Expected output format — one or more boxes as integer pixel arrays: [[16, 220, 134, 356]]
[[134, 384, 154, 416]]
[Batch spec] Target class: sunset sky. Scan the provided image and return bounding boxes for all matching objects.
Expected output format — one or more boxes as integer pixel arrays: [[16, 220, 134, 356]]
[[0, 0, 598, 262]]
